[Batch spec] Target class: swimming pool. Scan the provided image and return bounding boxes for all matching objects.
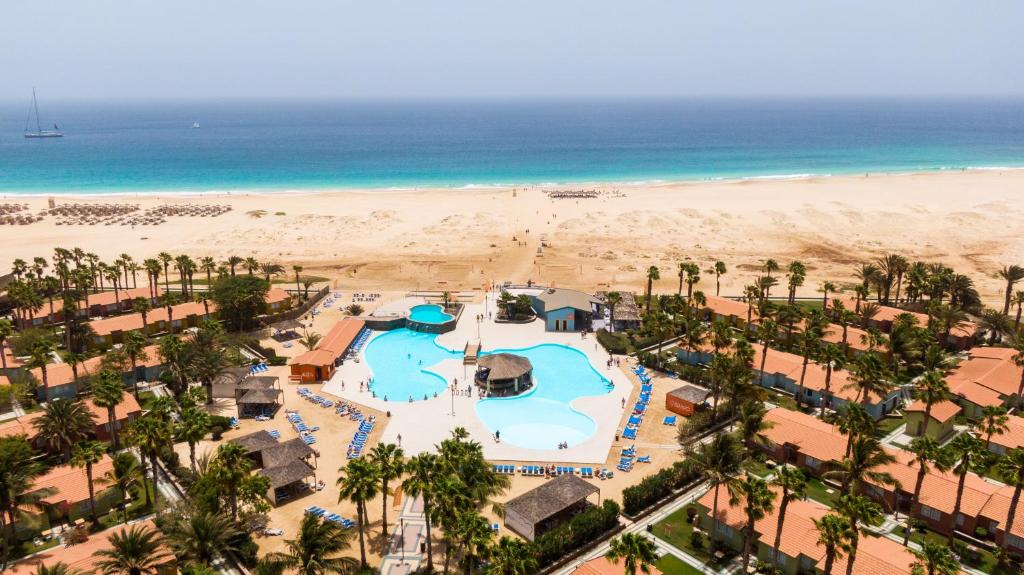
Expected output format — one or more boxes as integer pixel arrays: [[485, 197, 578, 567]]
[[363, 328, 611, 449], [408, 304, 453, 324]]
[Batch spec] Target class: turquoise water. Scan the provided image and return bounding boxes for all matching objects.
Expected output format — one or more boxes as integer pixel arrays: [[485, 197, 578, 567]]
[[408, 304, 453, 324], [2, 100, 1024, 193], [363, 329, 611, 449]]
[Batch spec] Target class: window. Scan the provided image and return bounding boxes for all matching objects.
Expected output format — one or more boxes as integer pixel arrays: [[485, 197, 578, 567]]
[[956, 513, 966, 527], [715, 522, 733, 537], [805, 456, 821, 470], [920, 505, 941, 521], [1006, 532, 1024, 551]]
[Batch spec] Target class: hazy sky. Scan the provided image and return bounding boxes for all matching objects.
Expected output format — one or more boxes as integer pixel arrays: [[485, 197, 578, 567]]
[[3, 0, 1023, 100]]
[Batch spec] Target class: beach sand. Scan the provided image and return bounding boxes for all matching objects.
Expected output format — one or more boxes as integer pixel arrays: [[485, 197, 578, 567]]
[[4, 170, 1023, 302]]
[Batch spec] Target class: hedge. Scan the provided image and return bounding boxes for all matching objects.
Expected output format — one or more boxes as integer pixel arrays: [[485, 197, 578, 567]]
[[596, 329, 630, 354], [622, 461, 702, 516], [535, 499, 621, 567]]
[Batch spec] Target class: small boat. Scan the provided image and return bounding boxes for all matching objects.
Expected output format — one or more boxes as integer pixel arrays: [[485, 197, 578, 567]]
[[192, 121, 201, 129], [24, 88, 63, 138]]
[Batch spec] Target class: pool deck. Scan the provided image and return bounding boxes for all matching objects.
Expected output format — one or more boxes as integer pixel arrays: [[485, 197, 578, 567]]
[[321, 292, 631, 463]]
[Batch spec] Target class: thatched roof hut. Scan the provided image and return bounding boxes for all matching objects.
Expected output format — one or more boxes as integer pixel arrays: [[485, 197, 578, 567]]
[[503, 475, 600, 541]]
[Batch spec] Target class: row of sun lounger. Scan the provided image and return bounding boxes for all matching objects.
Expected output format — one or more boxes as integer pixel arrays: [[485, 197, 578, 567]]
[[297, 388, 335, 408], [249, 362, 269, 375], [347, 418, 375, 459], [304, 507, 355, 528], [347, 329, 371, 357]]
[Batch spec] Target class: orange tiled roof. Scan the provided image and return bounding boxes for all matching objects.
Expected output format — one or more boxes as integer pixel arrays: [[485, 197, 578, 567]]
[[829, 296, 929, 326], [574, 556, 664, 575], [8, 519, 172, 574], [905, 399, 962, 423], [29, 344, 163, 388], [89, 301, 211, 336], [821, 533, 936, 575], [980, 485, 1024, 538], [946, 347, 1022, 406], [24, 287, 162, 321], [266, 287, 292, 305], [292, 318, 365, 366], [31, 454, 114, 506], [761, 407, 848, 463], [877, 449, 1000, 519], [702, 295, 758, 321], [990, 415, 1024, 451]]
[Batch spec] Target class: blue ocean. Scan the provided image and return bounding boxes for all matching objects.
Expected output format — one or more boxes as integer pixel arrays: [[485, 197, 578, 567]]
[[1, 99, 1023, 194]]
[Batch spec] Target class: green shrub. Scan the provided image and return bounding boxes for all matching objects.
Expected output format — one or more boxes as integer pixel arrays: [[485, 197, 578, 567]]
[[596, 329, 630, 355], [622, 461, 702, 515], [690, 529, 705, 550], [267, 356, 287, 366], [534, 500, 620, 567], [209, 415, 233, 429]]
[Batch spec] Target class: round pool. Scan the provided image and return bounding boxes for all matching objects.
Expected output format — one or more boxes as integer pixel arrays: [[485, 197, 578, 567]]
[[409, 304, 453, 324]]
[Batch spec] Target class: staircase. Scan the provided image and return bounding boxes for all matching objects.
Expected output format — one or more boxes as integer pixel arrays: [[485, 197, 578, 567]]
[[464, 341, 480, 365]]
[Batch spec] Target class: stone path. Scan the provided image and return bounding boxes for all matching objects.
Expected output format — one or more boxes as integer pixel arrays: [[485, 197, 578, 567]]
[[379, 494, 428, 575]]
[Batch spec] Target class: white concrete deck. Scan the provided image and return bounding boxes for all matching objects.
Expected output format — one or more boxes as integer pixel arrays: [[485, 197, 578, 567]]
[[320, 292, 631, 464]]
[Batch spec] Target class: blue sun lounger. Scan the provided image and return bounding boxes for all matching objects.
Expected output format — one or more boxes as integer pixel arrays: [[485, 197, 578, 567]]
[[581, 467, 594, 478], [637, 455, 651, 463], [628, 415, 642, 426], [622, 428, 637, 440], [663, 415, 677, 425]]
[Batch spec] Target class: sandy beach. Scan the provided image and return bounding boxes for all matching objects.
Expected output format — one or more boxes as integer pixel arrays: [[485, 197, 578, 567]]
[[4, 169, 1023, 303]]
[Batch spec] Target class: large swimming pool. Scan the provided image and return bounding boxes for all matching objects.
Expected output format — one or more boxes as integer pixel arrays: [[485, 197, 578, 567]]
[[408, 304, 453, 324], [363, 329, 611, 449]]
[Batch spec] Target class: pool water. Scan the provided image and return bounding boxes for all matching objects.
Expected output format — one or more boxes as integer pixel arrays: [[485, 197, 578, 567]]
[[408, 304, 453, 324], [363, 328, 610, 450]]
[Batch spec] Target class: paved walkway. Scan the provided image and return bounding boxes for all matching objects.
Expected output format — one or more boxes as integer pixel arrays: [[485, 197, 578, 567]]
[[379, 494, 428, 575]]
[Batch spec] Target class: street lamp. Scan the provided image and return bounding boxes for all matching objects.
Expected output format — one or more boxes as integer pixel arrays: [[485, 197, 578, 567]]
[[400, 517, 406, 565]]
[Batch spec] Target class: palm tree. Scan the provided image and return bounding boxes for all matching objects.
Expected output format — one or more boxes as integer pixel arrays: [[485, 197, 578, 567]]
[[911, 370, 952, 438], [769, 466, 806, 570], [843, 352, 892, 408], [336, 457, 379, 568], [683, 433, 744, 551], [0, 319, 13, 370], [101, 452, 141, 523], [32, 398, 97, 462], [996, 448, 1024, 549], [262, 514, 357, 575], [902, 437, 945, 545], [819, 281, 837, 309], [604, 291, 622, 332], [299, 330, 323, 351], [731, 475, 775, 571], [794, 327, 821, 410], [122, 331, 149, 398], [33, 563, 84, 575], [998, 264, 1024, 315], [454, 510, 494, 575], [70, 440, 107, 524], [212, 442, 252, 520], [976, 405, 1010, 451], [95, 524, 170, 575], [164, 510, 242, 567], [26, 337, 57, 400], [605, 532, 659, 575], [826, 435, 897, 495], [764, 258, 779, 279], [944, 433, 984, 545], [1013, 290, 1024, 333], [1013, 340, 1024, 400], [0, 436, 46, 558], [127, 415, 173, 509], [912, 539, 960, 575], [711, 260, 727, 296], [836, 494, 883, 575], [818, 343, 846, 415], [177, 407, 211, 471], [814, 514, 853, 575], [157, 252, 173, 294], [293, 265, 304, 295], [403, 453, 438, 571], [644, 266, 660, 313], [487, 536, 538, 575], [260, 262, 285, 284], [755, 319, 778, 387], [93, 371, 125, 450], [368, 443, 404, 540]]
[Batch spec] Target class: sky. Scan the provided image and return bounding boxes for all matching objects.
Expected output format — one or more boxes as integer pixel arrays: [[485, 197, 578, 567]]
[[3, 0, 1023, 101]]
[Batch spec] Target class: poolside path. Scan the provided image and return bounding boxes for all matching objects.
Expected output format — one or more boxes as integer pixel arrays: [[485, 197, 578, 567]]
[[378, 494, 427, 575]]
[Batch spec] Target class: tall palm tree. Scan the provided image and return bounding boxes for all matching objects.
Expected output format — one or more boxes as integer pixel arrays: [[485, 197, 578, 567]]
[[0, 436, 46, 560], [164, 510, 242, 567], [368, 443, 404, 540], [819, 281, 837, 309], [157, 252, 173, 294], [996, 448, 1024, 549], [101, 452, 141, 523], [176, 407, 211, 471], [122, 331, 149, 398], [755, 319, 778, 387], [644, 266, 660, 313], [843, 352, 892, 408], [403, 453, 439, 571], [998, 264, 1024, 315], [32, 399, 97, 462], [93, 371, 126, 450], [1013, 340, 1024, 400], [127, 415, 173, 509], [769, 466, 807, 570], [976, 406, 1010, 451], [944, 433, 984, 545], [292, 265, 304, 294], [95, 524, 170, 575], [487, 536, 538, 575], [912, 539, 960, 575], [911, 370, 952, 438], [336, 457, 380, 568], [836, 403, 875, 459], [604, 291, 622, 333], [33, 563, 84, 575], [711, 260, 727, 296], [902, 437, 945, 545], [26, 337, 57, 400], [732, 475, 775, 571], [70, 440, 107, 524], [836, 494, 883, 575], [212, 442, 252, 520], [683, 433, 744, 551], [0, 319, 13, 370], [260, 262, 285, 284], [818, 343, 846, 415], [262, 514, 357, 575], [826, 435, 897, 496], [131, 297, 151, 335], [814, 514, 853, 575], [605, 532, 659, 575], [455, 509, 494, 575]]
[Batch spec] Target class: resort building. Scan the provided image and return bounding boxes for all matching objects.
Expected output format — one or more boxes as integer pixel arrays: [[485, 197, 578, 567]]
[[475, 353, 533, 395], [28, 344, 164, 399], [0, 392, 141, 446], [693, 480, 927, 575], [987, 414, 1024, 455], [290, 317, 367, 383], [27, 454, 119, 524], [595, 291, 641, 332], [503, 474, 600, 541], [265, 287, 294, 312], [664, 384, 710, 417], [18, 286, 162, 329], [827, 296, 978, 350], [698, 295, 758, 331], [89, 300, 211, 347], [527, 288, 602, 332], [231, 430, 319, 505], [7, 520, 175, 575], [903, 399, 961, 441]]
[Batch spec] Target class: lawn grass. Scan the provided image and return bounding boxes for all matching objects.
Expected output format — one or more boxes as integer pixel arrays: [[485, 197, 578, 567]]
[[745, 459, 773, 478], [764, 388, 799, 412], [875, 414, 906, 436], [652, 506, 735, 568], [893, 525, 1010, 575], [137, 390, 159, 411], [804, 477, 840, 507], [655, 554, 705, 575]]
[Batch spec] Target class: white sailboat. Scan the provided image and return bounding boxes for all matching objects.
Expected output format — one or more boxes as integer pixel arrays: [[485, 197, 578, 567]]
[[24, 88, 63, 138], [192, 121, 201, 129]]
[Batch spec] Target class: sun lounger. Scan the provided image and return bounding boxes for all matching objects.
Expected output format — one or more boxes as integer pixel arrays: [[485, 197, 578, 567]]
[[628, 415, 642, 426], [622, 428, 637, 440], [491, 523, 500, 532], [581, 467, 594, 478], [268, 430, 281, 439], [637, 455, 651, 463]]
